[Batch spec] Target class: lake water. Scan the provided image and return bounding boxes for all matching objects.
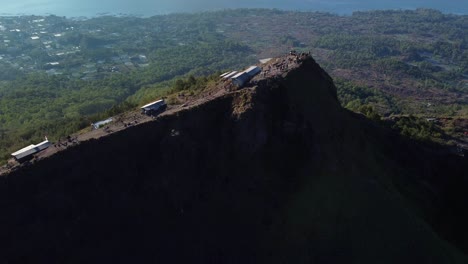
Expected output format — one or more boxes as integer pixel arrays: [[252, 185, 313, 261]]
[[1, 0, 467, 17]]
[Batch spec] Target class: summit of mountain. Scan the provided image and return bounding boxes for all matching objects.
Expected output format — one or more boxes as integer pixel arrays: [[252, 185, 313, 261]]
[[1, 54, 467, 263]]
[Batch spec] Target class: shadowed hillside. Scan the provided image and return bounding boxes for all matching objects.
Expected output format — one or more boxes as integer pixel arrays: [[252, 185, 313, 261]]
[[1, 57, 467, 263]]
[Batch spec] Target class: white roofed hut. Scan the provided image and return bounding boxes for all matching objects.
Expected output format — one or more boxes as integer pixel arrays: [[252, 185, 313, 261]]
[[91, 118, 114, 130], [141, 99, 167, 116], [11, 137, 51, 163], [231, 72, 250, 87], [244, 66, 262, 77], [231, 66, 261, 87]]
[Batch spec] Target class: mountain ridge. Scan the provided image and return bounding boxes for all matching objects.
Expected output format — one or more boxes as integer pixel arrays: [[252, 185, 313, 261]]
[[1, 55, 467, 263]]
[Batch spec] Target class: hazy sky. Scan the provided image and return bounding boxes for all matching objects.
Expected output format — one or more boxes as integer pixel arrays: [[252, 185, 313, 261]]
[[0, 0, 466, 17]]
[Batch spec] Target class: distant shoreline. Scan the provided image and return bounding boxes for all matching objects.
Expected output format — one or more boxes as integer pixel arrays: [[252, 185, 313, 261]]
[[0, 6, 466, 19]]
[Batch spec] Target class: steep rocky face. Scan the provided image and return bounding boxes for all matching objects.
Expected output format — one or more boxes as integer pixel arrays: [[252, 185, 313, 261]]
[[1, 57, 467, 263]]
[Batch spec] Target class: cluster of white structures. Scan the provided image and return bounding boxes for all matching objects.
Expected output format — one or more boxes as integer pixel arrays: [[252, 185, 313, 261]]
[[11, 99, 168, 163], [10, 63, 262, 163]]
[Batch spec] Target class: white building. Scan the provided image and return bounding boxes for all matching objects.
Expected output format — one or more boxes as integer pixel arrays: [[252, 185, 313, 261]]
[[11, 138, 51, 162], [231, 66, 261, 87], [91, 118, 114, 130], [231, 72, 250, 87], [141, 99, 166, 115]]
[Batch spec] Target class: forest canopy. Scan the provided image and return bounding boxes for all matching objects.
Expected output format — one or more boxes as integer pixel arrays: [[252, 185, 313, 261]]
[[0, 8, 467, 163]]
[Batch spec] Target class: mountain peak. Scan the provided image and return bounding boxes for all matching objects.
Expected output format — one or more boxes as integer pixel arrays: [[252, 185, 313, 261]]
[[1, 54, 467, 263]]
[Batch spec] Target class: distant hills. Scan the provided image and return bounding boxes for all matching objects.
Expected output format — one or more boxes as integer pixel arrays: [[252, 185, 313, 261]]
[[1, 0, 467, 17]]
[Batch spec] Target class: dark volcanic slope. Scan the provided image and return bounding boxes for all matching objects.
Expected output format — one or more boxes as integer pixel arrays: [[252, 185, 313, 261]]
[[1, 57, 468, 263]]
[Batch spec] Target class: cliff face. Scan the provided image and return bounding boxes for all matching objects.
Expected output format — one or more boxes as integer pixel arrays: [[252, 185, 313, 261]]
[[1, 57, 467, 263]]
